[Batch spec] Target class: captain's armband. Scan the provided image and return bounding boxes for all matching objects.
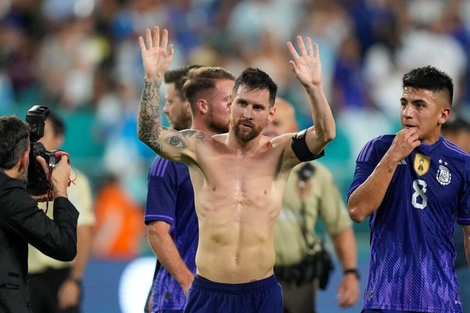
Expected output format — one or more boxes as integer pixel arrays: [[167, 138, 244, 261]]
[[291, 130, 324, 162]]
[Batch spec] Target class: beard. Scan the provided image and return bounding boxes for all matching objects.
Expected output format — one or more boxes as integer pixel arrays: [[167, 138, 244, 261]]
[[233, 119, 262, 142], [171, 115, 192, 131], [207, 110, 229, 134]]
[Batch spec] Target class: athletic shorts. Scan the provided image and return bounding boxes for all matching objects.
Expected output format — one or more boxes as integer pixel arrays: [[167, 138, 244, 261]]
[[184, 274, 283, 313]]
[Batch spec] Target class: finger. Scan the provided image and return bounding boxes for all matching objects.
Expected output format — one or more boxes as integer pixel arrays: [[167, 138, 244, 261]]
[[153, 26, 160, 48], [160, 28, 169, 51], [288, 60, 298, 73], [35, 156, 49, 175], [296, 35, 307, 56], [286, 41, 300, 59], [313, 41, 319, 58], [168, 43, 175, 58], [306, 37, 313, 56], [138, 36, 145, 51], [58, 155, 69, 164], [145, 28, 152, 49]]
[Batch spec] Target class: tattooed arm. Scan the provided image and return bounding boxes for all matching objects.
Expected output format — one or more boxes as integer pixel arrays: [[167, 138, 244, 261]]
[[137, 26, 194, 162]]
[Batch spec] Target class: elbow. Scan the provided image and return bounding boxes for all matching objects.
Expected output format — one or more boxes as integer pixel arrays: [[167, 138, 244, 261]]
[[317, 125, 336, 144], [348, 204, 367, 223], [137, 127, 152, 147], [57, 246, 78, 262], [325, 128, 336, 143]]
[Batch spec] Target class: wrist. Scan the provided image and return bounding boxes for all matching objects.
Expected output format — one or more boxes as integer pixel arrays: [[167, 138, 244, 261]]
[[343, 268, 360, 280], [67, 276, 82, 287]]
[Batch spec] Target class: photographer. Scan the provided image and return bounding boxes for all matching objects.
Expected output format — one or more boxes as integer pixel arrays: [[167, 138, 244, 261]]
[[0, 115, 79, 313]]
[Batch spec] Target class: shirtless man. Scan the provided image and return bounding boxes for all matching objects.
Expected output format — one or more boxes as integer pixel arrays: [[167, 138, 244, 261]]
[[137, 26, 335, 313]]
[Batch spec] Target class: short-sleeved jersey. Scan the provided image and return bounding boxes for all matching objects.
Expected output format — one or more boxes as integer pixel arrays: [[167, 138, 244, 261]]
[[347, 135, 470, 312], [145, 156, 198, 312]]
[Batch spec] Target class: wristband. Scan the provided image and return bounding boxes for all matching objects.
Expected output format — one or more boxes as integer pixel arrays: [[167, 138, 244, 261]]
[[344, 268, 360, 280]]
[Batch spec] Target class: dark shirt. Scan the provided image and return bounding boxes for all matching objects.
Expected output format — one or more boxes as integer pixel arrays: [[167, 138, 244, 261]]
[[0, 170, 79, 313]]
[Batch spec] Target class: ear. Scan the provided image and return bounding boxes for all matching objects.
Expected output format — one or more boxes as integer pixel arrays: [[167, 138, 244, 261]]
[[197, 99, 208, 114], [267, 106, 277, 123], [227, 95, 233, 112], [18, 150, 29, 173], [439, 107, 451, 125]]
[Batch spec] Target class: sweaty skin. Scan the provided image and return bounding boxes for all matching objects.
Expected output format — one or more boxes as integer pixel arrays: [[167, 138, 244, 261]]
[[137, 26, 335, 283]]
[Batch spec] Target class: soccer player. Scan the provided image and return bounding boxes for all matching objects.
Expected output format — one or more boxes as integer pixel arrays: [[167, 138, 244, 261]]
[[348, 66, 470, 312]]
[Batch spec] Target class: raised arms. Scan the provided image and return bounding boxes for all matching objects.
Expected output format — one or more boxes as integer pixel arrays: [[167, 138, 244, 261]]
[[286, 36, 336, 156], [137, 27, 195, 161]]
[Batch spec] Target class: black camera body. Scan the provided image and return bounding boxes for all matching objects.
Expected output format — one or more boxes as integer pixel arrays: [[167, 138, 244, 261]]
[[26, 105, 62, 195]]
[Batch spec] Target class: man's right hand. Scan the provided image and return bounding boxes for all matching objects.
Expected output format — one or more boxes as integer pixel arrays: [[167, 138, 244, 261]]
[[36, 155, 71, 198], [138, 26, 174, 83], [387, 128, 421, 162]]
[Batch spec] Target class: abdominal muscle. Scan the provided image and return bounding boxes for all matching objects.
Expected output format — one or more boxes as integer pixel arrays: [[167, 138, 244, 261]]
[[193, 175, 284, 284]]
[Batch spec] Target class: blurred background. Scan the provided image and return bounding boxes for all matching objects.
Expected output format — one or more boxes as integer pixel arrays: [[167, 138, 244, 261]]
[[1, 0, 470, 312]]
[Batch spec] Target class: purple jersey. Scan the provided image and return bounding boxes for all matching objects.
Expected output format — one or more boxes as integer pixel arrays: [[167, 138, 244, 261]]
[[145, 156, 198, 312], [348, 135, 470, 312]]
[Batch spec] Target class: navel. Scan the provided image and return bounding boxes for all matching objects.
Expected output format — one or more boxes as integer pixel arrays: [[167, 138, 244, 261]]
[[212, 186, 216, 191], [264, 190, 267, 195]]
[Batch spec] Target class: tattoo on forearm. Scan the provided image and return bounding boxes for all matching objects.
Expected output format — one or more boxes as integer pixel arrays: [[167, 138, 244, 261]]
[[139, 80, 162, 150]]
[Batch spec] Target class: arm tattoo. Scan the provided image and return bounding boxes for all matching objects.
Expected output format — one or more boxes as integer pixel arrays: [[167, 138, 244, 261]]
[[181, 130, 206, 142], [138, 80, 162, 150]]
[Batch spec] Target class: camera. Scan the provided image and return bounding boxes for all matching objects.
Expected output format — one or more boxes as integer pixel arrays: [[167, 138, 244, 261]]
[[25, 105, 62, 195]]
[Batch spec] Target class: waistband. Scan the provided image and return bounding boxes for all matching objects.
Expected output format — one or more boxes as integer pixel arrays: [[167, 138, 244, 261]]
[[192, 274, 278, 295]]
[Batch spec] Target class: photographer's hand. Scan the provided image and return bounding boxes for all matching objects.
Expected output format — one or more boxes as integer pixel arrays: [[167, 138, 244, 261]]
[[37, 155, 71, 199]]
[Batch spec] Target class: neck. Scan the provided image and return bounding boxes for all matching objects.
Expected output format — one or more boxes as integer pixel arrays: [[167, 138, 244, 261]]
[[191, 120, 216, 136], [3, 165, 21, 180], [225, 129, 262, 157]]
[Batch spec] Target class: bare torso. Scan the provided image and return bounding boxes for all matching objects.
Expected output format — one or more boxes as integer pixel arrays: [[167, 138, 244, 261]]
[[188, 133, 293, 283]]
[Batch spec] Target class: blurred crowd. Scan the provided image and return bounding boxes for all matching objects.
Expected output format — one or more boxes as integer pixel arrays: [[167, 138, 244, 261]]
[[1, 0, 470, 236]]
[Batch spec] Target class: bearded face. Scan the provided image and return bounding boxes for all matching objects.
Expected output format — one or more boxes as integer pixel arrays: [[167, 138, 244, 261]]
[[232, 118, 264, 142]]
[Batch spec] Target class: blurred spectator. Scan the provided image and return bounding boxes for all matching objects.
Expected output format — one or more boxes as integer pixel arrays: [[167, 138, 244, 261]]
[[28, 111, 95, 313], [92, 174, 145, 260], [33, 14, 107, 109], [363, 0, 467, 117]]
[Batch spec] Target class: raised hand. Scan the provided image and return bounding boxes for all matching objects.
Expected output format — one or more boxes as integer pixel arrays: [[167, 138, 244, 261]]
[[138, 26, 174, 84], [287, 36, 322, 87]]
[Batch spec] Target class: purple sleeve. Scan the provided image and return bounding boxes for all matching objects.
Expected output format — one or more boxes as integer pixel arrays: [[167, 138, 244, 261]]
[[144, 157, 177, 225]]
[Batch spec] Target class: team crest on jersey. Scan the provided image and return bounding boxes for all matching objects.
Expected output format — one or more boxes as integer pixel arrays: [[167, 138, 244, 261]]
[[413, 153, 430, 176], [436, 162, 451, 185]]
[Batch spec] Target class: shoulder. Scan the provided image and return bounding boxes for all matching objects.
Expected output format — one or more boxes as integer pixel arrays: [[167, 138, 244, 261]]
[[356, 134, 394, 162], [270, 133, 296, 146], [149, 156, 188, 178], [441, 138, 470, 158]]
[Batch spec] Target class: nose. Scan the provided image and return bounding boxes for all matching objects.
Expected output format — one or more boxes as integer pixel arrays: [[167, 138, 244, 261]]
[[242, 106, 253, 119], [402, 104, 413, 118], [163, 103, 170, 114]]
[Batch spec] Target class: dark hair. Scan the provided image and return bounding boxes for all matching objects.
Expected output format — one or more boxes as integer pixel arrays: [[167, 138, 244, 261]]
[[164, 65, 203, 100], [233, 67, 278, 106], [402, 66, 454, 106], [47, 111, 66, 137], [0, 116, 30, 169], [442, 116, 470, 134], [183, 66, 235, 112]]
